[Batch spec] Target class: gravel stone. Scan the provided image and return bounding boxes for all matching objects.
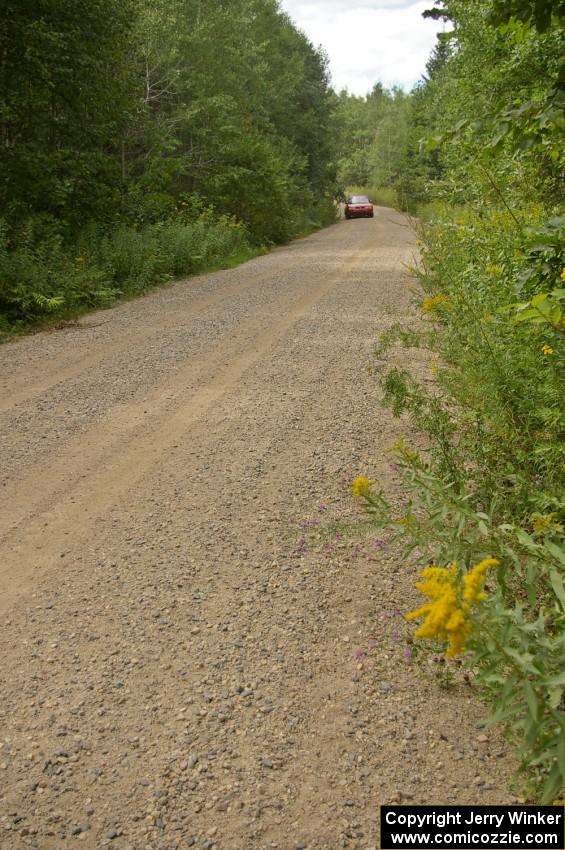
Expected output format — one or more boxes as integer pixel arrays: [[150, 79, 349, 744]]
[[0, 211, 515, 849]]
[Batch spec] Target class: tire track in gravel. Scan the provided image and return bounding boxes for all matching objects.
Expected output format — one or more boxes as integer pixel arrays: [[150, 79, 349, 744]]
[[0, 220, 361, 412], [0, 238, 378, 611], [0, 255, 311, 416], [0, 236, 377, 485]]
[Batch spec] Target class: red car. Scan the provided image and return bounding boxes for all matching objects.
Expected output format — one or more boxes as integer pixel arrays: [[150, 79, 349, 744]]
[[344, 195, 374, 219]]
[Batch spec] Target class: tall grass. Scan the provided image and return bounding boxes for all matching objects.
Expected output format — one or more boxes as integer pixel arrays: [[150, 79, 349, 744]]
[[0, 211, 255, 335], [346, 185, 399, 209]]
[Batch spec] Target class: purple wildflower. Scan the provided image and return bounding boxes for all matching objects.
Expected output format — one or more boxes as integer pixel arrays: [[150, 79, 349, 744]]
[[403, 648, 412, 660], [355, 648, 366, 658]]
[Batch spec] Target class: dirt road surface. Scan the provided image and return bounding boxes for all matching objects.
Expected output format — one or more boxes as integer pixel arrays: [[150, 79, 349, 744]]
[[0, 210, 514, 850]]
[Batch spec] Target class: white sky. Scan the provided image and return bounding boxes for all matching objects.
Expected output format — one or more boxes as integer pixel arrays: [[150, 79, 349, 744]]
[[279, 0, 444, 95]]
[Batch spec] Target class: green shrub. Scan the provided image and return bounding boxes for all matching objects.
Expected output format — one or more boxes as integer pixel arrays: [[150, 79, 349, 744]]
[[354, 447, 565, 803], [291, 195, 338, 237], [0, 209, 252, 331], [357, 203, 565, 801], [0, 216, 115, 324]]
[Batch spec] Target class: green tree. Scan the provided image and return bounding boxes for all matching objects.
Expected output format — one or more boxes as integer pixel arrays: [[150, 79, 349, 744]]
[[0, 0, 138, 228]]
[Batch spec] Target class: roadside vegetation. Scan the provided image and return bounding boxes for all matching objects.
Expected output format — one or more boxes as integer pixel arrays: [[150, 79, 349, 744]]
[[341, 0, 564, 802], [0, 0, 338, 334]]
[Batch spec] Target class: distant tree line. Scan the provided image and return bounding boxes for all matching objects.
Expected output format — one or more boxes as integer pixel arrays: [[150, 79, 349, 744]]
[[334, 0, 563, 211]]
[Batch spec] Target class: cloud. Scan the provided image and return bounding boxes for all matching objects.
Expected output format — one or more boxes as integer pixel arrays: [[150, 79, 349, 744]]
[[279, 0, 444, 95]]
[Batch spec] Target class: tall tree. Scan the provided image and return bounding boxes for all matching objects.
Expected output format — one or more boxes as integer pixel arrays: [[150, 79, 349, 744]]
[[0, 0, 138, 227]]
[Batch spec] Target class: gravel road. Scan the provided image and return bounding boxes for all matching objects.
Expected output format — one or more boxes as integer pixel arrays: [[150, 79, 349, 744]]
[[0, 209, 514, 850]]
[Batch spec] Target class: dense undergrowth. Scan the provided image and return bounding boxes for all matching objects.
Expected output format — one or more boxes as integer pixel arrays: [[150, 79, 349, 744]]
[[369, 203, 565, 802], [0, 209, 257, 334], [354, 206, 564, 803], [0, 193, 337, 336], [346, 0, 564, 802], [0, 198, 336, 337]]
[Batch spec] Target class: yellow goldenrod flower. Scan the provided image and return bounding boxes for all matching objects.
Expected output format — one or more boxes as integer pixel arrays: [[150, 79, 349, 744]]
[[406, 559, 496, 657], [561, 268, 565, 282], [486, 263, 504, 276], [406, 564, 469, 657], [531, 513, 563, 535], [455, 218, 465, 226], [389, 437, 419, 460], [542, 344, 555, 356], [421, 293, 452, 313], [462, 558, 498, 603], [350, 474, 375, 499]]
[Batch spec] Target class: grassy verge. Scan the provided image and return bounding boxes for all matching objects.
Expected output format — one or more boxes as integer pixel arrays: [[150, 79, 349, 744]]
[[291, 197, 340, 239], [0, 212, 264, 340], [352, 201, 565, 801], [346, 185, 399, 209]]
